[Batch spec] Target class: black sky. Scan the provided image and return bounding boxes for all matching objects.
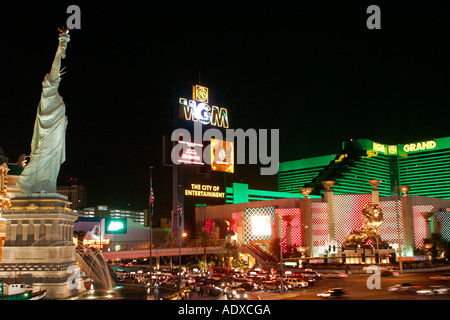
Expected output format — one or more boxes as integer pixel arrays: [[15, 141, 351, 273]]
[[1, 1, 450, 219]]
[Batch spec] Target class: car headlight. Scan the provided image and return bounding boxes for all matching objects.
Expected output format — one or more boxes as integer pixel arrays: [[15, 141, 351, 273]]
[[235, 294, 240, 298]]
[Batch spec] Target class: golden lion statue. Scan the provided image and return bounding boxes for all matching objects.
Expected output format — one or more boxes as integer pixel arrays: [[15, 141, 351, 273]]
[[342, 203, 386, 248]]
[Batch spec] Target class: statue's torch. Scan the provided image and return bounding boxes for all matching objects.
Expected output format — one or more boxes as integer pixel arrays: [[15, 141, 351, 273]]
[[58, 27, 70, 59]]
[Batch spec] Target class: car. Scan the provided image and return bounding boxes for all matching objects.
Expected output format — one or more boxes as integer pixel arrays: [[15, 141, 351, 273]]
[[237, 280, 255, 292], [302, 276, 316, 286], [285, 278, 308, 288], [231, 288, 248, 300], [416, 286, 449, 296], [387, 283, 422, 292], [317, 288, 351, 298], [182, 277, 196, 286], [262, 280, 288, 292], [224, 284, 240, 296], [302, 270, 323, 280], [381, 269, 399, 277], [430, 273, 450, 281], [324, 272, 348, 278]]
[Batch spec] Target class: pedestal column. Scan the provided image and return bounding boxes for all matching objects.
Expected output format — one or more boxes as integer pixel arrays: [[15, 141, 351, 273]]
[[0, 193, 85, 299], [324, 191, 336, 246], [400, 196, 415, 257], [300, 197, 313, 256]]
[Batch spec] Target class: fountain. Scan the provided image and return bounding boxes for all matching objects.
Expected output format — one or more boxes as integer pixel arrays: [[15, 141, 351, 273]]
[[76, 247, 119, 290]]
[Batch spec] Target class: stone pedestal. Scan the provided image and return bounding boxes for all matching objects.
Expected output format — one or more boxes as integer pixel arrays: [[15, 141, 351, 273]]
[[0, 193, 85, 299]]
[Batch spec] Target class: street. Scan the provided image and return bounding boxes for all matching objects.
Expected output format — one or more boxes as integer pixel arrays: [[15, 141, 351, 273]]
[[247, 271, 450, 300]]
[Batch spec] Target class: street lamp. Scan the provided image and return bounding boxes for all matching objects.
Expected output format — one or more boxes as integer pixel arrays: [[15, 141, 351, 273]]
[[395, 182, 406, 274]]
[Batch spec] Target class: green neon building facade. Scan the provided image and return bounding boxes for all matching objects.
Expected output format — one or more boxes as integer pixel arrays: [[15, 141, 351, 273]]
[[278, 137, 450, 199], [225, 182, 320, 204]]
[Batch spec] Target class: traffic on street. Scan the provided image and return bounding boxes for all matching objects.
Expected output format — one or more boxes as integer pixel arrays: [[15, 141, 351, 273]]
[[110, 260, 450, 300]]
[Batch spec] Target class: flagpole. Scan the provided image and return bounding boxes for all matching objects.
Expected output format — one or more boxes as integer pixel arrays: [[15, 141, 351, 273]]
[[177, 185, 182, 296], [149, 166, 153, 295]]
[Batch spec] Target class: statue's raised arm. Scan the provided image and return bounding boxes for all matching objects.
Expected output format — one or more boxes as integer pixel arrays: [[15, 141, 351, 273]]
[[48, 28, 70, 82], [17, 29, 70, 194]]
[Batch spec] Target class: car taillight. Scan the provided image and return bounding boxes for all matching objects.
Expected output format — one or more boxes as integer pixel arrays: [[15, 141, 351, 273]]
[[414, 286, 421, 289]]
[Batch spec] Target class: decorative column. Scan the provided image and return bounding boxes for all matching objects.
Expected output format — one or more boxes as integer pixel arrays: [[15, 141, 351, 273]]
[[9, 223, 18, 245], [399, 186, 414, 257], [21, 223, 29, 244], [33, 223, 41, 242], [282, 215, 294, 249], [300, 187, 313, 257], [322, 181, 336, 247], [369, 180, 381, 204]]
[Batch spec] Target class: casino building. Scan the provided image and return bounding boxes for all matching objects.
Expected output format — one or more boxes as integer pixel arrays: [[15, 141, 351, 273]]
[[195, 137, 450, 264], [278, 137, 450, 199]]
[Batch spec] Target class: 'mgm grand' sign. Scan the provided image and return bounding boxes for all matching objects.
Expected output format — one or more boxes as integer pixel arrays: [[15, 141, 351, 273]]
[[179, 85, 229, 128], [403, 140, 436, 152]]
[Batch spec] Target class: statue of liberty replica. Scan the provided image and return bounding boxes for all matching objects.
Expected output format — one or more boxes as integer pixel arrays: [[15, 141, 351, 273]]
[[17, 28, 69, 194], [0, 29, 85, 299]]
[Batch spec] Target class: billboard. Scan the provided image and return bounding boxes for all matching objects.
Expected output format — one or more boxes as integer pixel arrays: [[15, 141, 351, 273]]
[[251, 215, 272, 237], [174, 140, 204, 165], [210, 138, 234, 173], [104, 218, 127, 234]]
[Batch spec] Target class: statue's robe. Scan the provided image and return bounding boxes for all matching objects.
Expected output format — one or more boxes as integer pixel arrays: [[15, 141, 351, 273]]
[[17, 73, 67, 194]]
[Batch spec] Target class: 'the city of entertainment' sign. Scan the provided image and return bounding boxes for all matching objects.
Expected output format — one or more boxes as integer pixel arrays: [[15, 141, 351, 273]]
[[184, 183, 225, 198], [179, 85, 229, 128]]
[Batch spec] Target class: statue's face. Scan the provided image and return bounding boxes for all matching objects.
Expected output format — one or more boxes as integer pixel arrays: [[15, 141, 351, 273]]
[[363, 204, 383, 224]]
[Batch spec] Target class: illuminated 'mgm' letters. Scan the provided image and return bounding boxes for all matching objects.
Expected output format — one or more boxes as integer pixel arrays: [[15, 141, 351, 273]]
[[180, 98, 229, 128]]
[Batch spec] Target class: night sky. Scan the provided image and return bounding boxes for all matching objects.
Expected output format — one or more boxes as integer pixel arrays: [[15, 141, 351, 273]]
[[1, 2, 449, 221]]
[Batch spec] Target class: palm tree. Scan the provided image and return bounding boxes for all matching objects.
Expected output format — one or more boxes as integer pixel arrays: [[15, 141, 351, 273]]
[[164, 232, 176, 269], [423, 233, 450, 265], [164, 232, 176, 248], [194, 230, 216, 271], [268, 237, 281, 262], [219, 242, 238, 267]]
